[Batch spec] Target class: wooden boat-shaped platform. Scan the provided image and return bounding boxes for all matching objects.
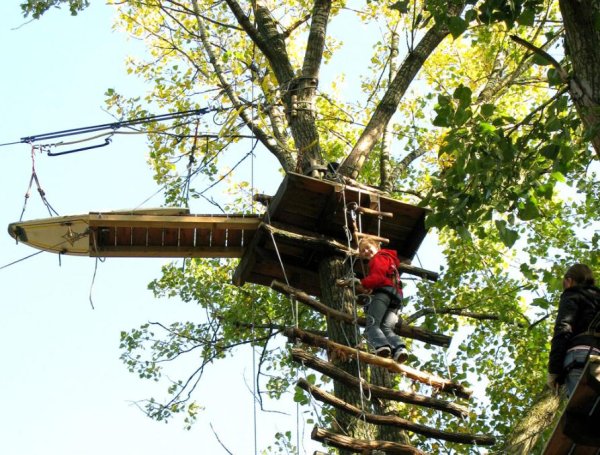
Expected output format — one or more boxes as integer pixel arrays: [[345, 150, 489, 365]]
[[7, 208, 261, 258]]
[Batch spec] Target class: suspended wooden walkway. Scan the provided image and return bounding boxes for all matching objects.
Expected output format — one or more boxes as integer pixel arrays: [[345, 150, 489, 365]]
[[8, 207, 260, 258], [542, 355, 600, 455]]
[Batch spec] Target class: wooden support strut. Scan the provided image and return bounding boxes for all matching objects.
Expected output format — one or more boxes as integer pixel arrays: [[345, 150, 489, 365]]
[[299, 379, 495, 445], [271, 280, 451, 348], [311, 426, 428, 455], [284, 326, 472, 399], [291, 348, 469, 418]]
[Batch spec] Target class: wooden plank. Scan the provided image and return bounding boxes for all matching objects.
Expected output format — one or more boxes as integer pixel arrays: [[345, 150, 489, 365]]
[[212, 228, 226, 247], [179, 228, 195, 247], [115, 227, 132, 246], [90, 246, 245, 258], [163, 227, 179, 247], [196, 228, 211, 247], [227, 227, 243, 248], [97, 227, 114, 247], [131, 227, 147, 247]]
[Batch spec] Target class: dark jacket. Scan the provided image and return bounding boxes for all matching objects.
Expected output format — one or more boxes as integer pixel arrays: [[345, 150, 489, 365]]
[[548, 285, 600, 375]]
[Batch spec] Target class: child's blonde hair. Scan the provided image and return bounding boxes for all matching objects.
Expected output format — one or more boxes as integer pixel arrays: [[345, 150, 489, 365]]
[[358, 238, 380, 250]]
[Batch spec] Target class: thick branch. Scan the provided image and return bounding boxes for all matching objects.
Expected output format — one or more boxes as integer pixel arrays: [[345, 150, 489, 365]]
[[339, 1, 466, 179], [299, 379, 494, 445], [311, 426, 426, 455], [284, 326, 471, 398], [191, 0, 294, 171], [301, 0, 331, 80], [272, 280, 451, 347], [223, 0, 294, 83], [406, 307, 508, 324], [291, 348, 469, 418]]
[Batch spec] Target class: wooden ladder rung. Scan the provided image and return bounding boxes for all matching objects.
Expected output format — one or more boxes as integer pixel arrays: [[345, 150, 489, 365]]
[[356, 206, 393, 218], [355, 231, 389, 244]]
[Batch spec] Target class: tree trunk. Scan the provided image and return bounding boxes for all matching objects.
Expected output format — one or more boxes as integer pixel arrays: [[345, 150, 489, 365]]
[[500, 388, 561, 454], [318, 256, 376, 450], [371, 367, 411, 445], [559, 0, 600, 158]]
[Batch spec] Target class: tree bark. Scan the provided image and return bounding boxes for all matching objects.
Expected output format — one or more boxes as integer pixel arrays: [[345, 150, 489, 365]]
[[318, 256, 375, 448], [558, 0, 600, 158], [299, 379, 495, 445], [272, 280, 451, 347], [291, 348, 469, 418], [284, 326, 473, 399], [311, 426, 427, 455], [499, 388, 561, 454]]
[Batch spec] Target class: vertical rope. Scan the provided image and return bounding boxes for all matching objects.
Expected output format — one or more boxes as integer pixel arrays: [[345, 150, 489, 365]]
[[251, 298, 258, 455]]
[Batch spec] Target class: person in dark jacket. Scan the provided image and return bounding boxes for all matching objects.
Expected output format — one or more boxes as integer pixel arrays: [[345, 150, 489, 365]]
[[355, 238, 409, 363], [547, 264, 600, 396]]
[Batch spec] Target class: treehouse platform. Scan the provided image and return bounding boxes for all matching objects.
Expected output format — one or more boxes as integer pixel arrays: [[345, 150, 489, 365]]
[[542, 355, 600, 455], [8, 207, 260, 258], [232, 172, 430, 296]]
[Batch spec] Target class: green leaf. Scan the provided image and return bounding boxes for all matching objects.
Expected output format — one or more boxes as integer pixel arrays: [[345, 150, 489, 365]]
[[547, 68, 563, 86], [516, 8, 535, 26], [540, 144, 560, 159], [389, 0, 409, 13], [453, 85, 472, 108], [479, 122, 496, 133], [495, 220, 519, 248], [518, 196, 540, 221], [481, 104, 495, 118], [448, 16, 468, 39]]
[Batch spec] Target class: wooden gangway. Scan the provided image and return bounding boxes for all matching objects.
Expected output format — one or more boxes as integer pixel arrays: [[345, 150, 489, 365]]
[[8, 207, 260, 258]]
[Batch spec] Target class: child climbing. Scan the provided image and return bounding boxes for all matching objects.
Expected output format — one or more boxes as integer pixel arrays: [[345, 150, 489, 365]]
[[355, 238, 409, 363]]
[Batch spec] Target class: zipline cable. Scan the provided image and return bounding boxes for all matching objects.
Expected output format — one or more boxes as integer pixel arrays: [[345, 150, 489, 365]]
[[20, 108, 213, 144]]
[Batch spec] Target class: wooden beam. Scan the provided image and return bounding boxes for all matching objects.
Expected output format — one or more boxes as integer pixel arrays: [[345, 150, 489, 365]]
[[355, 231, 390, 244], [232, 220, 266, 287], [398, 263, 439, 282], [271, 280, 451, 348], [356, 205, 394, 218], [311, 425, 427, 455], [284, 326, 472, 399], [90, 246, 245, 258], [291, 348, 469, 418], [261, 222, 352, 256], [300, 380, 494, 445]]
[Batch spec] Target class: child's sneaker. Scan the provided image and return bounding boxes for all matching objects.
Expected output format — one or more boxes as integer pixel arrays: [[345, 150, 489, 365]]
[[393, 346, 409, 363], [375, 345, 392, 357]]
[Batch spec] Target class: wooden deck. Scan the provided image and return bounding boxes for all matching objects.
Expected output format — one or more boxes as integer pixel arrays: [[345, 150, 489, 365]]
[[233, 173, 429, 296], [542, 355, 600, 455]]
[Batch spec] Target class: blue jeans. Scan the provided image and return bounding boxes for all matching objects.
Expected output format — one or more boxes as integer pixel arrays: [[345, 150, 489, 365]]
[[364, 289, 405, 351], [563, 347, 599, 397]]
